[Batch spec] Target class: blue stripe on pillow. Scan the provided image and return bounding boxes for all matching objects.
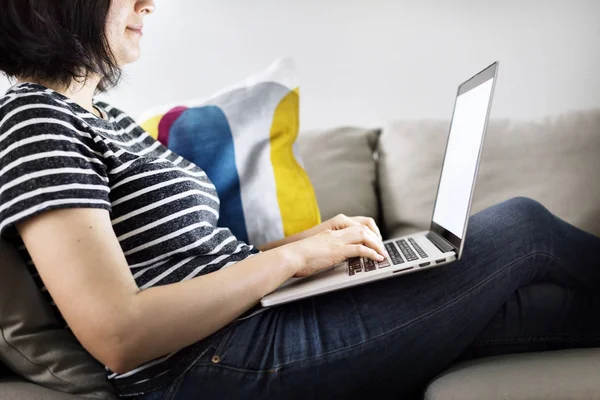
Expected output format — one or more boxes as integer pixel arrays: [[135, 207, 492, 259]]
[[169, 106, 249, 243]]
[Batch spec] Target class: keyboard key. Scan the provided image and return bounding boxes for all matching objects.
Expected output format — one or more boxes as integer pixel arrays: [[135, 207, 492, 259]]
[[363, 258, 377, 272], [384, 243, 404, 265], [396, 239, 419, 261], [348, 257, 363, 276], [349, 257, 361, 268], [408, 238, 429, 258], [377, 258, 391, 268]]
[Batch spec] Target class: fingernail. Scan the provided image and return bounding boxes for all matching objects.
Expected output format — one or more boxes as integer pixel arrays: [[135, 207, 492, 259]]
[[378, 254, 384, 261]]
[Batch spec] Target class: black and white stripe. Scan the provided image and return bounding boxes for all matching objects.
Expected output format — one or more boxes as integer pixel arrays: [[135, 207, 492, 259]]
[[0, 83, 262, 394]]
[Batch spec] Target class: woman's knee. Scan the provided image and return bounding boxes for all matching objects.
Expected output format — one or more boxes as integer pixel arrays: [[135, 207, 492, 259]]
[[474, 196, 554, 235], [501, 196, 552, 223], [501, 196, 550, 215]]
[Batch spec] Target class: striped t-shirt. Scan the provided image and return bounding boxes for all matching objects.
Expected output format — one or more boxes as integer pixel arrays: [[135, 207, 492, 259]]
[[0, 82, 264, 395]]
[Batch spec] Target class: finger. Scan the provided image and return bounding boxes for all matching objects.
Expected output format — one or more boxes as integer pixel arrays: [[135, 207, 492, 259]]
[[347, 226, 386, 258], [352, 216, 382, 240], [341, 215, 362, 228], [343, 244, 385, 262], [327, 214, 354, 233]]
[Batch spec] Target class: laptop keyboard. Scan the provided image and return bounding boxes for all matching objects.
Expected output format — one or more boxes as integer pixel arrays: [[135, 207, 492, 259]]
[[348, 237, 429, 276], [385, 242, 404, 265], [408, 238, 428, 258]]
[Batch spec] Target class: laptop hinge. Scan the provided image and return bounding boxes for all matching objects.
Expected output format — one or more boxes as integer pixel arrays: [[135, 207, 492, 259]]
[[427, 231, 457, 254]]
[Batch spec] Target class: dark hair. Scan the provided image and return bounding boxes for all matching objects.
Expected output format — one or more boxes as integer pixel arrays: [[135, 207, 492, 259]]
[[0, 0, 120, 92]]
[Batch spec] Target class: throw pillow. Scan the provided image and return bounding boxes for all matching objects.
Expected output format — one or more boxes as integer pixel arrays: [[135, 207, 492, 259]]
[[139, 58, 321, 247], [0, 238, 117, 399]]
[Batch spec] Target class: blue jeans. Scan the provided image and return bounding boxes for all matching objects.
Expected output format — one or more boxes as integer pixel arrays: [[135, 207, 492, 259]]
[[139, 197, 600, 399]]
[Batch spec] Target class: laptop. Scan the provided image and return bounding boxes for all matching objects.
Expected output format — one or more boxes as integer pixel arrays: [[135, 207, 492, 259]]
[[261, 61, 499, 307]]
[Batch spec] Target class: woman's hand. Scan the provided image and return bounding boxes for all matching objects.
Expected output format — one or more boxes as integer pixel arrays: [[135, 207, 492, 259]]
[[320, 214, 383, 241], [257, 214, 383, 252], [284, 224, 387, 278]]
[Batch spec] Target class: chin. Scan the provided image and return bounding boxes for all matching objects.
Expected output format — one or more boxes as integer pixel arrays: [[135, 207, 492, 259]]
[[119, 48, 141, 66]]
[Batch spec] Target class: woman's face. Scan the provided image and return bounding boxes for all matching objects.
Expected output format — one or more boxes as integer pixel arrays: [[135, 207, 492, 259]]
[[106, 0, 155, 67]]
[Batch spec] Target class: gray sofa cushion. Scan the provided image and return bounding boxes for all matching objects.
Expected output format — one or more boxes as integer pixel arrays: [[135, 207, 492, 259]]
[[297, 126, 382, 225], [425, 348, 600, 400], [378, 109, 600, 239], [0, 378, 82, 400], [0, 239, 117, 399], [0, 361, 12, 377]]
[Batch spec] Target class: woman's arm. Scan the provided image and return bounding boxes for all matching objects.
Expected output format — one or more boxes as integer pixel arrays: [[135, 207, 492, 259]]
[[257, 225, 322, 251], [17, 207, 303, 374], [18, 207, 384, 374]]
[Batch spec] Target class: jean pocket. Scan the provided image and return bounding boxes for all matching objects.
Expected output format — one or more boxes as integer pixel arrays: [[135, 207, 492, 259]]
[[214, 326, 237, 362], [195, 323, 238, 366], [157, 330, 234, 400]]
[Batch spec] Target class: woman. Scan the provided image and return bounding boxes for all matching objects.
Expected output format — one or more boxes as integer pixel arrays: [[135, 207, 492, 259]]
[[1, 1, 599, 399]]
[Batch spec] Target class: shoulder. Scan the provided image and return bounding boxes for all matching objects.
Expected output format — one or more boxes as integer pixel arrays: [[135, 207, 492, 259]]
[[1, 82, 84, 115], [0, 85, 102, 158], [0, 83, 88, 135]]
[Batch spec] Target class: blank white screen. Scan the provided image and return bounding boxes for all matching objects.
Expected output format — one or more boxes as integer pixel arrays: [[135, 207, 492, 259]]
[[432, 78, 494, 239]]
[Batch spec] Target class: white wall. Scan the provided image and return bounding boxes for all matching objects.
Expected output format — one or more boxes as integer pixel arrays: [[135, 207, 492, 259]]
[[2, 0, 599, 130]]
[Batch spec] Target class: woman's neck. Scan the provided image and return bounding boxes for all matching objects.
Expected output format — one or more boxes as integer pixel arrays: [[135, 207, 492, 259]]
[[18, 75, 103, 118]]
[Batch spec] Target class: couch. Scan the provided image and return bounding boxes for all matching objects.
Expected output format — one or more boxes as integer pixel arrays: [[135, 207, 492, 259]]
[[1, 109, 599, 399]]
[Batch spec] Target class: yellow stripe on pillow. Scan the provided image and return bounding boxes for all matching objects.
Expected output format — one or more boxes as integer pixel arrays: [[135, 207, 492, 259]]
[[270, 88, 321, 236], [140, 114, 164, 140]]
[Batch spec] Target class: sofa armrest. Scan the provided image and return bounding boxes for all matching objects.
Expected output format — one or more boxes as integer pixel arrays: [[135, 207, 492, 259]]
[[425, 348, 600, 400]]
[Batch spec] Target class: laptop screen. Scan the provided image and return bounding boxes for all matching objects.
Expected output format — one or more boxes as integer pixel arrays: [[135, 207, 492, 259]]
[[431, 64, 497, 244]]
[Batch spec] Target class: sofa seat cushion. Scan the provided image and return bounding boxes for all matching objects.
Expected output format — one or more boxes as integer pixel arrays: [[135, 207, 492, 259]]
[[0, 378, 83, 400], [425, 348, 600, 400]]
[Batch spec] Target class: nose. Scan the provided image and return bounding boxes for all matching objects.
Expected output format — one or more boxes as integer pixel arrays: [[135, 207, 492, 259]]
[[136, 0, 155, 15]]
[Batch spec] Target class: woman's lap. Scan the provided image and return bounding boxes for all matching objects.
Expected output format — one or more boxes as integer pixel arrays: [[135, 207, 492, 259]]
[[148, 197, 600, 399]]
